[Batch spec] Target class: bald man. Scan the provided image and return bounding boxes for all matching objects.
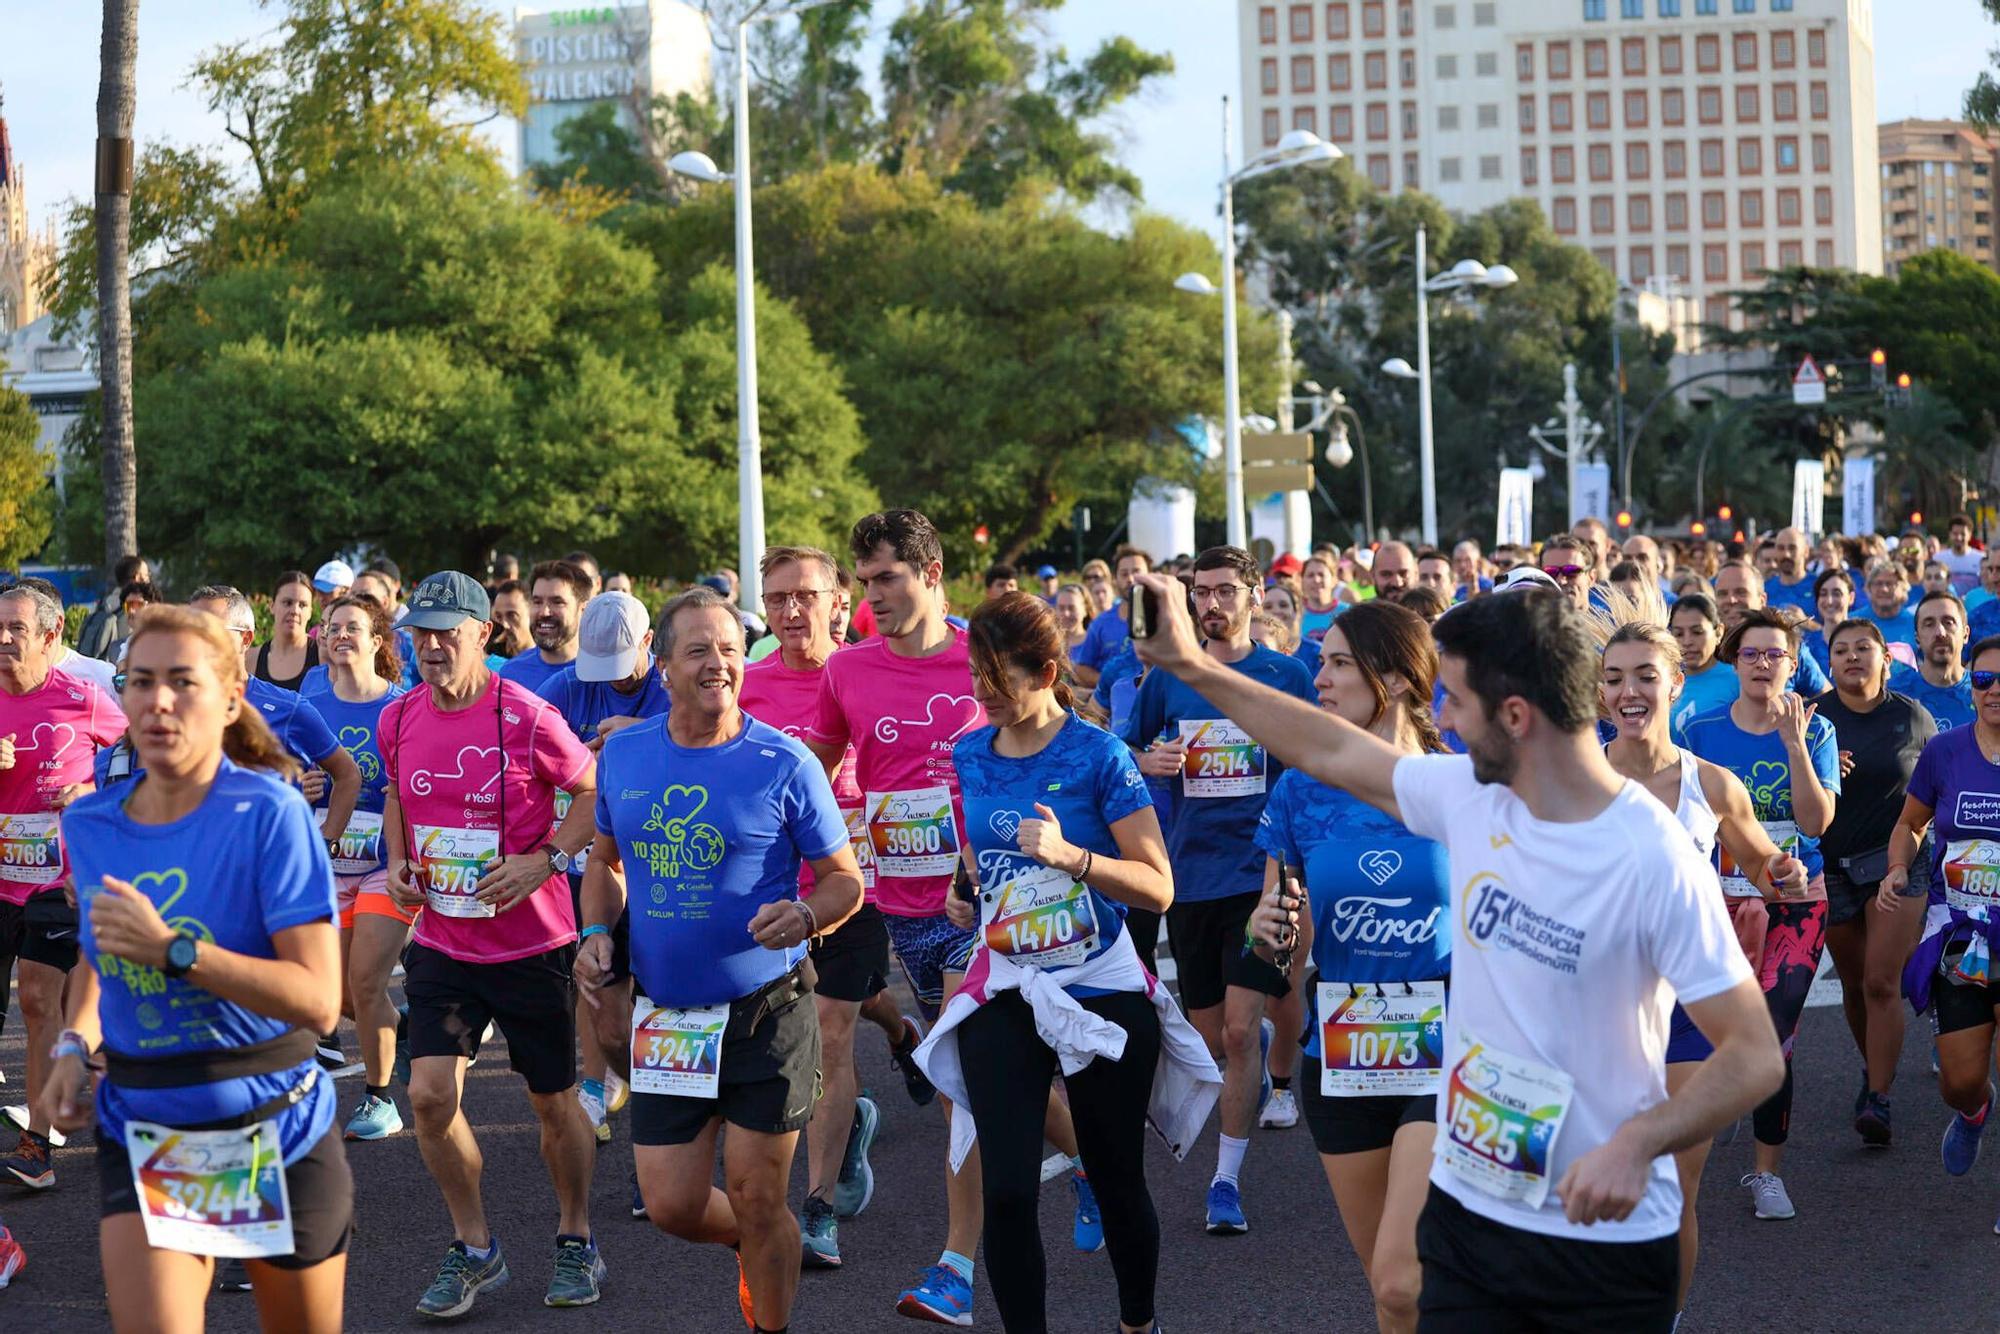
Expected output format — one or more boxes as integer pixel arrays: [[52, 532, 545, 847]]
[[1371, 541, 1416, 595], [1764, 526, 1817, 617], [1622, 534, 1671, 601]]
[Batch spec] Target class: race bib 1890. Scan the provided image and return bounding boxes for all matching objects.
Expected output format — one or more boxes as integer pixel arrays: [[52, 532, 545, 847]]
[[1317, 981, 1446, 1097], [1439, 1036, 1574, 1209], [629, 995, 728, 1098], [866, 787, 960, 878], [0, 811, 59, 883], [1179, 719, 1266, 798], [124, 1118, 295, 1259], [1943, 838, 2000, 914], [981, 864, 1099, 968], [414, 824, 500, 919]]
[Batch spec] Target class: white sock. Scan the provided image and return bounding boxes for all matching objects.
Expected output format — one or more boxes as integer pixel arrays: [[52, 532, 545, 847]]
[[1213, 1133, 1249, 1187]]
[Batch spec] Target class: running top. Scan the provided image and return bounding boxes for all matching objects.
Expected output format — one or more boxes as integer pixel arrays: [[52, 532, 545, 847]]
[[66, 759, 337, 1160], [739, 653, 870, 896], [0, 668, 123, 904], [245, 677, 341, 773], [1680, 704, 1841, 885], [535, 665, 672, 744], [300, 676, 407, 875], [497, 646, 572, 695], [1670, 747, 1720, 863], [1811, 689, 1936, 870], [1071, 607, 1131, 674], [1861, 604, 1919, 650], [1255, 769, 1449, 1059], [596, 714, 846, 1008], [1669, 654, 1831, 744], [253, 639, 321, 692], [1764, 574, 1817, 618], [1887, 665, 1974, 732]]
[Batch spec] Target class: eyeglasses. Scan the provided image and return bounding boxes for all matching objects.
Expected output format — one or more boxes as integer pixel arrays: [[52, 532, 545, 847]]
[[1973, 671, 2000, 693], [1191, 584, 1253, 606], [1542, 565, 1586, 580], [1736, 647, 1792, 666], [761, 590, 829, 612]]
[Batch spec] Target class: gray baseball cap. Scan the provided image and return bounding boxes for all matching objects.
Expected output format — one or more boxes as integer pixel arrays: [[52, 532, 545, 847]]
[[575, 591, 651, 682], [404, 570, 492, 630]]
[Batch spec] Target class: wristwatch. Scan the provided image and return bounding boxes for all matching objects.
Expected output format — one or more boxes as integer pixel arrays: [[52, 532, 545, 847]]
[[542, 843, 573, 876], [161, 931, 200, 979]]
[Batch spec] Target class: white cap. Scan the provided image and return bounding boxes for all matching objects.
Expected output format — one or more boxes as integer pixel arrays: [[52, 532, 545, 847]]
[[313, 559, 356, 594], [575, 591, 651, 682], [1494, 566, 1561, 594]]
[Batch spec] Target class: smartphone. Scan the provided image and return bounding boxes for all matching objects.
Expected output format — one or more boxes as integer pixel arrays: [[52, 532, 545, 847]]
[[952, 858, 976, 904], [1273, 865, 1305, 974], [1127, 583, 1158, 640]]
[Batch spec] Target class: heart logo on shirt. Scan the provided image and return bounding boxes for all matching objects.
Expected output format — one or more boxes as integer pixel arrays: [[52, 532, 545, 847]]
[[14, 722, 77, 758], [126, 867, 214, 941], [989, 809, 1020, 842], [1357, 849, 1403, 887], [337, 726, 372, 753], [1745, 759, 1790, 812]]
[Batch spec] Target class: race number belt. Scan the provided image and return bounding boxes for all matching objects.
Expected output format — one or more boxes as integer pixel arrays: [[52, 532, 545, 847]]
[[865, 787, 960, 878], [1316, 980, 1446, 1097], [1439, 1034, 1575, 1209], [413, 824, 500, 919], [629, 995, 728, 1099], [1179, 719, 1266, 798], [980, 864, 1100, 969], [0, 811, 60, 884]]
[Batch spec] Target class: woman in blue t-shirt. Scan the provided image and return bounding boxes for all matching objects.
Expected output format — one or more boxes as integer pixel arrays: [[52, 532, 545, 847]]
[[944, 592, 1173, 1334], [1802, 567, 1856, 678], [1246, 599, 1448, 1334], [1681, 607, 1841, 1224], [36, 605, 348, 1331]]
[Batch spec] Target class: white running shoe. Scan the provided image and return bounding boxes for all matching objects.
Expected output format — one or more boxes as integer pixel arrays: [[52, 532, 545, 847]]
[[1741, 1171, 1796, 1220], [1259, 1087, 1300, 1129]]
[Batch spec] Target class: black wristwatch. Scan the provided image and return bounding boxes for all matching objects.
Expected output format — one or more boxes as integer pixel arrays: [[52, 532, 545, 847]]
[[161, 932, 199, 979]]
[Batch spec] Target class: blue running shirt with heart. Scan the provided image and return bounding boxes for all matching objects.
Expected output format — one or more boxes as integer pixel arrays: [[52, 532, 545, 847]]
[[1679, 705, 1842, 879]]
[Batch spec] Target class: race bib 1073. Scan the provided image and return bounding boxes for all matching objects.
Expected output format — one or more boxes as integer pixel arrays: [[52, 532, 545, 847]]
[[1317, 981, 1446, 1097]]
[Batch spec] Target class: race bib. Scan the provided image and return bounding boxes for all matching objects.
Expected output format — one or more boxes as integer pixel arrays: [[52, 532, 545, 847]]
[[123, 1118, 295, 1259], [413, 825, 500, 919], [981, 864, 1100, 969], [0, 811, 60, 883], [866, 787, 960, 879], [1179, 720, 1266, 798], [1317, 981, 1446, 1097], [629, 995, 728, 1098], [324, 810, 384, 876], [1943, 838, 2000, 915], [844, 805, 877, 890], [1718, 819, 1799, 899], [1439, 1036, 1575, 1209]]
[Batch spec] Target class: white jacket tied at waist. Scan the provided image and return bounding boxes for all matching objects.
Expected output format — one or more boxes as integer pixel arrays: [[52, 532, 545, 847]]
[[912, 928, 1222, 1174]]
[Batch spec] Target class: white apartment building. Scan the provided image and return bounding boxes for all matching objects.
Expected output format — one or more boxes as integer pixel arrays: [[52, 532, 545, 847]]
[[1238, 0, 1880, 334]]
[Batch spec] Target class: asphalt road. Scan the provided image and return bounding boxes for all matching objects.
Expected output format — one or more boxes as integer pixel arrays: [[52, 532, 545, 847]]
[[1, 959, 1995, 1333]]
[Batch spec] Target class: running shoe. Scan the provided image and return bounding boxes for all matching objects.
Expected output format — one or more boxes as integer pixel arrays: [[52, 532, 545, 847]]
[[544, 1236, 606, 1307], [0, 1132, 52, 1191], [344, 1094, 404, 1141], [896, 1263, 974, 1325], [0, 1222, 21, 1289], [1855, 1092, 1892, 1148], [889, 1016, 937, 1107], [216, 1256, 252, 1292], [1256, 1019, 1274, 1121], [1260, 1087, 1299, 1130], [416, 1240, 509, 1319], [1741, 1171, 1796, 1221], [1943, 1095, 1991, 1177], [1072, 1170, 1104, 1253], [834, 1095, 880, 1219], [1204, 1178, 1248, 1235], [604, 1069, 630, 1116], [577, 1083, 611, 1145], [800, 1195, 842, 1269], [315, 1031, 345, 1072], [630, 1171, 648, 1220]]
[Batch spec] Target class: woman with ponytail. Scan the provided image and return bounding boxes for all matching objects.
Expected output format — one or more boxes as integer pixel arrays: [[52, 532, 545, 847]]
[[1244, 599, 1448, 1334], [35, 605, 349, 1331]]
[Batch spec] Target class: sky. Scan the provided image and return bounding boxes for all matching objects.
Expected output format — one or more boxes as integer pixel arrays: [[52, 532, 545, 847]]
[[2, 0, 1995, 239]]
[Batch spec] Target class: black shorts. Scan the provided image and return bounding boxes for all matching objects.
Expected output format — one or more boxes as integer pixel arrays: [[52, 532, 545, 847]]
[[98, 1121, 355, 1270], [0, 890, 81, 972], [402, 941, 579, 1095], [1300, 1055, 1438, 1156], [1166, 892, 1286, 1012], [811, 903, 890, 1003], [631, 964, 821, 1146], [1933, 964, 2000, 1036], [1824, 866, 1922, 927], [1415, 1185, 1676, 1333]]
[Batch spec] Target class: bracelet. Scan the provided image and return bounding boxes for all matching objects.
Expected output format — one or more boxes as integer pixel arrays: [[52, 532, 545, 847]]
[[1074, 849, 1093, 882], [51, 1028, 92, 1062], [579, 924, 610, 941], [793, 898, 818, 938]]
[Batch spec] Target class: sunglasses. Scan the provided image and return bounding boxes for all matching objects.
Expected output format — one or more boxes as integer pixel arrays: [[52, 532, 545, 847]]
[[1973, 671, 2000, 692], [1542, 564, 1586, 580]]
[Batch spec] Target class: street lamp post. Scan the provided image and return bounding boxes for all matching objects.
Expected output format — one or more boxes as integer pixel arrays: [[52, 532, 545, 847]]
[[668, 1, 839, 611], [1174, 102, 1339, 548], [1379, 226, 1517, 545]]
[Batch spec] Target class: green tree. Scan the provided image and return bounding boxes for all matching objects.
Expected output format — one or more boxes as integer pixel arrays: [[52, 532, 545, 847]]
[[1967, 0, 2000, 126], [0, 373, 55, 567], [528, 102, 666, 202]]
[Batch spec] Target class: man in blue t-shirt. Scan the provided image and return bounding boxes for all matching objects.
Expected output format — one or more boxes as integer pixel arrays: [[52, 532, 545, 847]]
[[1764, 527, 1818, 619], [1071, 545, 1150, 690], [1890, 590, 1975, 730], [499, 559, 589, 694], [1118, 546, 1316, 1237], [578, 587, 862, 1334], [1714, 561, 1830, 697]]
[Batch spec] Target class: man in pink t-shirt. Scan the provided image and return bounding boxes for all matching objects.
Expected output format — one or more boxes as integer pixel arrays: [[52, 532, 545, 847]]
[[0, 582, 124, 1189], [378, 571, 606, 1315], [740, 544, 932, 1268]]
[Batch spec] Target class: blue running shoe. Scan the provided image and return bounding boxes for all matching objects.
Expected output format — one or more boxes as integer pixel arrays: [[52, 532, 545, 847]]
[[1072, 1170, 1104, 1253], [1256, 1017, 1275, 1121], [416, 1240, 509, 1319], [344, 1094, 404, 1141], [895, 1263, 973, 1325], [1205, 1179, 1248, 1235], [629, 1171, 647, 1220], [1943, 1094, 1992, 1177], [834, 1096, 880, 1219], [801, 1195, 842, 1269]]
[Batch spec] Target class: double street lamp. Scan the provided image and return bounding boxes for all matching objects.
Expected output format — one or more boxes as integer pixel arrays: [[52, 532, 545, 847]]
[[1379, 225, 1518, 546], [669, 0, 842, 610]]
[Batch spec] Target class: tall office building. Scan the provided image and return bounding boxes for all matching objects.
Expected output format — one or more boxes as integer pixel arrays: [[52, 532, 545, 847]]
[[1238, 0, 1880, 338], [1878, 118, 2000, 276]]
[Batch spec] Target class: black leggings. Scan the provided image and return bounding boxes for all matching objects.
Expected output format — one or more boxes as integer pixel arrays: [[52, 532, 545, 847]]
[[959, 988, 1162, 1333]]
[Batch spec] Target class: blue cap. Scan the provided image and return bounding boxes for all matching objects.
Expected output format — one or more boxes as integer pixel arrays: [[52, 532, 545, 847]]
[[1036, 565, 1058, 580], [698, 575, 732, 596], [404, 570, 492, 629]]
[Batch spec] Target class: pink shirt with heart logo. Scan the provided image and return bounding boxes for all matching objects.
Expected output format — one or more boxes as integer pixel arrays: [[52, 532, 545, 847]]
[[2, 668, 125, 904]]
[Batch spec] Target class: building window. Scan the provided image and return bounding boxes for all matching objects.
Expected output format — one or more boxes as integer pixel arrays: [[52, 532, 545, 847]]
[[1291, 4, 1314, 39], [1553, 197, 1578, 232], [1477, 52, 1498, 76], [1815, 239, 1833, 265], [1738, 139, 1762, 173], [1591, 195, 1616, 232], [1630, 196, 1653, 230], [1400, 2, 1416, 34], [1734, 0, 1755, 10], [1368, 154, 1392, 188], [1773, 31, 1795, 67], [1630, 246, 1654, 280], [1366, 52, 1387, 87], [1814, 186, 1832, 222], [1331, 53, 1352, 89], [1700, 139, 1724, 175], [1551, 94, 1574, 130], [1331, 105, 1355, 139], [1807, 28, 1825, 66], [1474, 1, 1497, 23], [1774, 84, 1797, 120], [1404, 152, 1422, 187], [1627, 142, 1652, 177], [1742, 240, 1766, 274], [1367, 102, 1389, 137], [1625, 91, 1648, 127], [1622, 0, 1643, 15], [1402, 51, 1417, 86], [1736, 86, 1759, 121], [1435, 3, 1457, 25], [1776, 136, 1799, 171], [1666, 192, 1689, 229], [1773, 0, 1793, 10], [1586, 40, 1609, 76], [1740, 189, 1764, 225], [1550, 42, 1572, 78], [1553, 145, 1577, 181], [1294, 106, 1319, 133], [1623, 39, 1646, 74], [1592, 246, 1617, 271], [1404, 102, 1420, 136], [1698, 88, 1722, 124], [1363, 1, 1386, 37], [1661, 36, 1683, 73], [1809, 82, 1828, 117], [1812, 134, 1830, 170], [1587, 92, 1612, 129], [1704, 244, 1727, 279], [1260, 7, 1278, 42], [1734, 32, 1757, 69], [1668, 243, 1690, 277], [1263, 109, 1283, 145], [1696, 0, 1715, 11], [1696, 35, 1720, 73], [1589, 144, 1614, 179], [1328, 3, 1351, 37], [1702, 191, 1725, 225], [1664, 140, 1687, 176], [1519, 96, 1537, 131], [1478, 103, 1500, 128], [1659, 0, 1680, 14], [1663, 88, 1686, 125], [1438, 53, 1460, 78], [1262, 59, 1280, 94], [1481, 154, 1503, 178], [1293, 55, 1317, 92], [1583, 0, 1606, 18], [1776, 188, 1801, 224], [1439, 104, 1461, 130], [1522, 148, 1540, 183], [1518, 44, 1535, 78]]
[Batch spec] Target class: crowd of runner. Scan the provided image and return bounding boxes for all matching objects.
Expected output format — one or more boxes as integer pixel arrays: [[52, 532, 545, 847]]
[[0, 507, 1993, 1331]]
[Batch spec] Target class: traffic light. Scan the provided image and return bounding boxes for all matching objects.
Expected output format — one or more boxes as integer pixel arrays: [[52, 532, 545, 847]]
[[1871, 348, 1887, 391], [1717, 504, 1733, 522], [1911, 511, 1925, 526], [1615, 510, 1633, 529], [1690, 520, 1707, 536]]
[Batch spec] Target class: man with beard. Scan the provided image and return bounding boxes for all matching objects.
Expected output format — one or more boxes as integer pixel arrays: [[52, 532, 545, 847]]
[[1120, 546, 1315, 1235], [1129, 580, 1783, 1332], [487, 579, 532, 663], [1764, 528, 1817, 619], [1889, 590, 1974, 730], [501, 561, 590, 693]]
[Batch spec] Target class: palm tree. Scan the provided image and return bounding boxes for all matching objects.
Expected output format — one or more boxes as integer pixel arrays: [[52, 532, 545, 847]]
[[95, 0, 139, 566]]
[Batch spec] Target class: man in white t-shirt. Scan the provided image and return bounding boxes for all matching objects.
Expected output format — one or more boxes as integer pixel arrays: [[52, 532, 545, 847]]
[[1129, 576, 1783, 1331]]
